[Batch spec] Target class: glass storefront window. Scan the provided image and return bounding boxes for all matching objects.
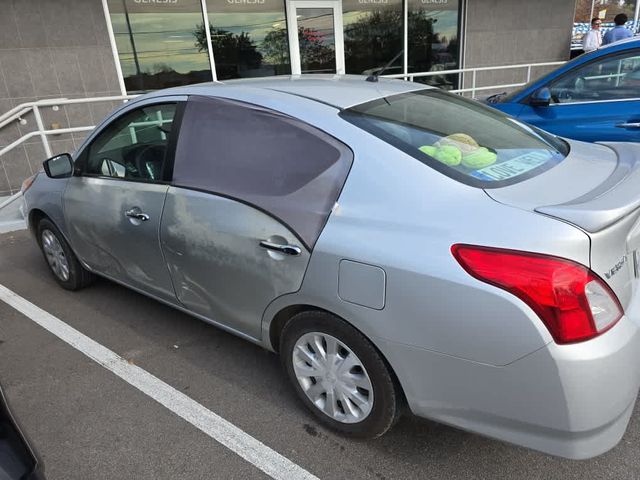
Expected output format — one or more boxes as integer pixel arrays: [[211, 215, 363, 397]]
[[572, 0, 637, 52], [108, 0, 213, 92], [106, 0, 465, 92], [205, 0, 291, 80], [342, 0, 403, 76], [408, 0, 460, 89]]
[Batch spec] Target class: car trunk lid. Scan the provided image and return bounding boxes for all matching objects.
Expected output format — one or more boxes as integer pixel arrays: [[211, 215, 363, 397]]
[[485, 140, 640, 309]]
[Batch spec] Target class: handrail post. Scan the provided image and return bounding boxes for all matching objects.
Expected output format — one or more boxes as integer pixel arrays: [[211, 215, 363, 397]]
[[526, 65, 532, 83], [32, 106, 52, 159], [472, 70, 477, 98]]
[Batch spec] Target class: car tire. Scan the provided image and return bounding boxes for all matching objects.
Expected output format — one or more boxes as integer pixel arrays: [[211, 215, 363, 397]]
[[37, 218, 94, 291], [281, 311, 402, 438]]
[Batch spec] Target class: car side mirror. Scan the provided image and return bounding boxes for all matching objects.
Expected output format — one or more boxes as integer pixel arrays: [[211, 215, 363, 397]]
[[529, 87, 551, 107], [43, 153, 73, 178]]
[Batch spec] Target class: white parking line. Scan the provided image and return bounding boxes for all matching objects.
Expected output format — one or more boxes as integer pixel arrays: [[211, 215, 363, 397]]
[[0, 284, 319, 480]]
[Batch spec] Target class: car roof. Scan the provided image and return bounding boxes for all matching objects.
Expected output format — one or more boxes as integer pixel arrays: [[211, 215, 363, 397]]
[[142, 74, 430, 110], [598, 36, 640, 51]]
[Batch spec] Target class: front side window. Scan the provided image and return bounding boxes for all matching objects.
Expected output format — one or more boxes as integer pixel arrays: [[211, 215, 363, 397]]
[[341, 89, 569, 188], [549, 50, 640, 104], [173, 96, 352, 247], [85, 103, 177, 182]]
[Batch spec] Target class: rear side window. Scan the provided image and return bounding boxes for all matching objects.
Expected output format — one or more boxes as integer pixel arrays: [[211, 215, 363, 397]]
[[340, 89, 569, 188], [173, 96, 352, 247]]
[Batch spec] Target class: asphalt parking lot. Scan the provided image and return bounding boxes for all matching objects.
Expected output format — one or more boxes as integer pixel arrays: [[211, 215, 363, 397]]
[[1, 229, 640, 480]]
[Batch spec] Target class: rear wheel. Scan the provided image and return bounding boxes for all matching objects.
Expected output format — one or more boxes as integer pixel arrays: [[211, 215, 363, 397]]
[[281, 311, 401, 438], [37, 218, 94, 290]]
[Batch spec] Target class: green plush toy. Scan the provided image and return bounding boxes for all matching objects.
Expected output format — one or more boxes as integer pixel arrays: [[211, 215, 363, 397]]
[[434, 145, 462, 166], [418, 145, 438, 157], [462, 147, 497, 169]]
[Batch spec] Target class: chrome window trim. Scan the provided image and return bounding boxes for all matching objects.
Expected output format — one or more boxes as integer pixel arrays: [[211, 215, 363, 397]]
[[550, 97, 640, 107]]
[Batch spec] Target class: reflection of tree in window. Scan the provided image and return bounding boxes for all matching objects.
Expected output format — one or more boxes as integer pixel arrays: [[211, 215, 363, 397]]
[[108, 0, 213, 92], [408, 11, 459, 88], [262, 29, 289, 65], [343, 9, 403, 75], [409, 14, 440, 70], [204, 0, 292, 79], [298, 27, 335, 71], [194, 23, 263, 79]]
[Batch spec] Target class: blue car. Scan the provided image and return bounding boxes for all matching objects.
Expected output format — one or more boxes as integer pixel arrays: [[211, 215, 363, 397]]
[[487, 38, 640, 142]]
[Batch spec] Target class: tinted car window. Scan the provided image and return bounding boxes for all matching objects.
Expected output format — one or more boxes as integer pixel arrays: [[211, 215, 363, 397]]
[[85, 103, 176, 181], [173, 96, 353, 248], [341, 89, 568, 188], [549, 50, 640, 104]]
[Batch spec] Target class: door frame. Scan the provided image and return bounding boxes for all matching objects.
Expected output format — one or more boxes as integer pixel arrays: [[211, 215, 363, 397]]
[[286, 0, 345, 75]]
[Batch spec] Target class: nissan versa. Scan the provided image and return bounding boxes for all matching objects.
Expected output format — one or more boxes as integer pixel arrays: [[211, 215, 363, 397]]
[[21, 76, 640, 459]]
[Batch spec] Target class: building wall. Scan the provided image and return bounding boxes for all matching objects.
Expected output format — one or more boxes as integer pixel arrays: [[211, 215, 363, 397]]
[[0, 0, 579, 196], [0, 0, 122, 196], [462, 0, 576, 94]]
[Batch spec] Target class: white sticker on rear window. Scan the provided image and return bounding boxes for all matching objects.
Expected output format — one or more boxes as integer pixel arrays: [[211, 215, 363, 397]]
[[471, 151, 551, 181]]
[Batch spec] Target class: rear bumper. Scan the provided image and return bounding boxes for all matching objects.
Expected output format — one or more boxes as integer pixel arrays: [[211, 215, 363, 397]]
[[377, 313, 640, 459]]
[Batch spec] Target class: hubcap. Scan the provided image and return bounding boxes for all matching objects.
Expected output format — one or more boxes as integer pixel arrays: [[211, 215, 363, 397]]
[[41, 230, 69, 281], [292, 332, 374, 424]]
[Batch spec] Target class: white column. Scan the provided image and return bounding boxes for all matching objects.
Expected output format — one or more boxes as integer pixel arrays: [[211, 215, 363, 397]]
[[200, 0, 218, 81], [101, 0, 128, 96]]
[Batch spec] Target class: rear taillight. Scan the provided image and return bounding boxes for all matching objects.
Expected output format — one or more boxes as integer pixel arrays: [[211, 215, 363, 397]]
[[451, 244, 623, 344]]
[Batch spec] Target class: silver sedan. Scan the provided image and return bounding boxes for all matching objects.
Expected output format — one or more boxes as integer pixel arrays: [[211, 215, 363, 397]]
[[22, 76, 640, 459]]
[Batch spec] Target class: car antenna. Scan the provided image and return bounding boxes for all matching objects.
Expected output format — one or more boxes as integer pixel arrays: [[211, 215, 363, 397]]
[[366, 50, 404, 83]]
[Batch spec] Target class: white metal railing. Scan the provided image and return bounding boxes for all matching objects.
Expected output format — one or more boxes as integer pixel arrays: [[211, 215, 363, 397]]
[[0, 60, 567, 197], [383, 61, 566, 97], [0, 95, 137, 195]]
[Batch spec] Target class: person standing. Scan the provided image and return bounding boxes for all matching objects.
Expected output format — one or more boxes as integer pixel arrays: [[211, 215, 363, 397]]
[[603, 13, 633, 45], [582, 18, 603, 52]]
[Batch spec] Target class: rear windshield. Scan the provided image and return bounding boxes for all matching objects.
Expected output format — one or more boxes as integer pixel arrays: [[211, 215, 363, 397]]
[[340, 89, 569, 188]]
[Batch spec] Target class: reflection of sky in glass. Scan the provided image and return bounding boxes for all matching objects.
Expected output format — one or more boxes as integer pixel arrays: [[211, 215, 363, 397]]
[[409, 0, 459, 43], [343, 11, 367, 25], [207, 13, 287, 46], [111, 13, 209, 75]]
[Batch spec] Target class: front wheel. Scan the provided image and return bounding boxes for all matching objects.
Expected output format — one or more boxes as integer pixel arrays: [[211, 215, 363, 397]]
[[281, 311, 402, 438], [37, 218, 94, 291]]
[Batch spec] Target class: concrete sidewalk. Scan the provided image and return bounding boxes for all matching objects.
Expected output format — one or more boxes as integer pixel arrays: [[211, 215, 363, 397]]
[[0, 194, 26, 234]]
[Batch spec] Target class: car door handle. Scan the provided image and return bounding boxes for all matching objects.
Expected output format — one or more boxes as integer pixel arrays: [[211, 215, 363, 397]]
[[124, 209, 150, 221], [259, 240, 301, 256], [615, 122, 640, 129]]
